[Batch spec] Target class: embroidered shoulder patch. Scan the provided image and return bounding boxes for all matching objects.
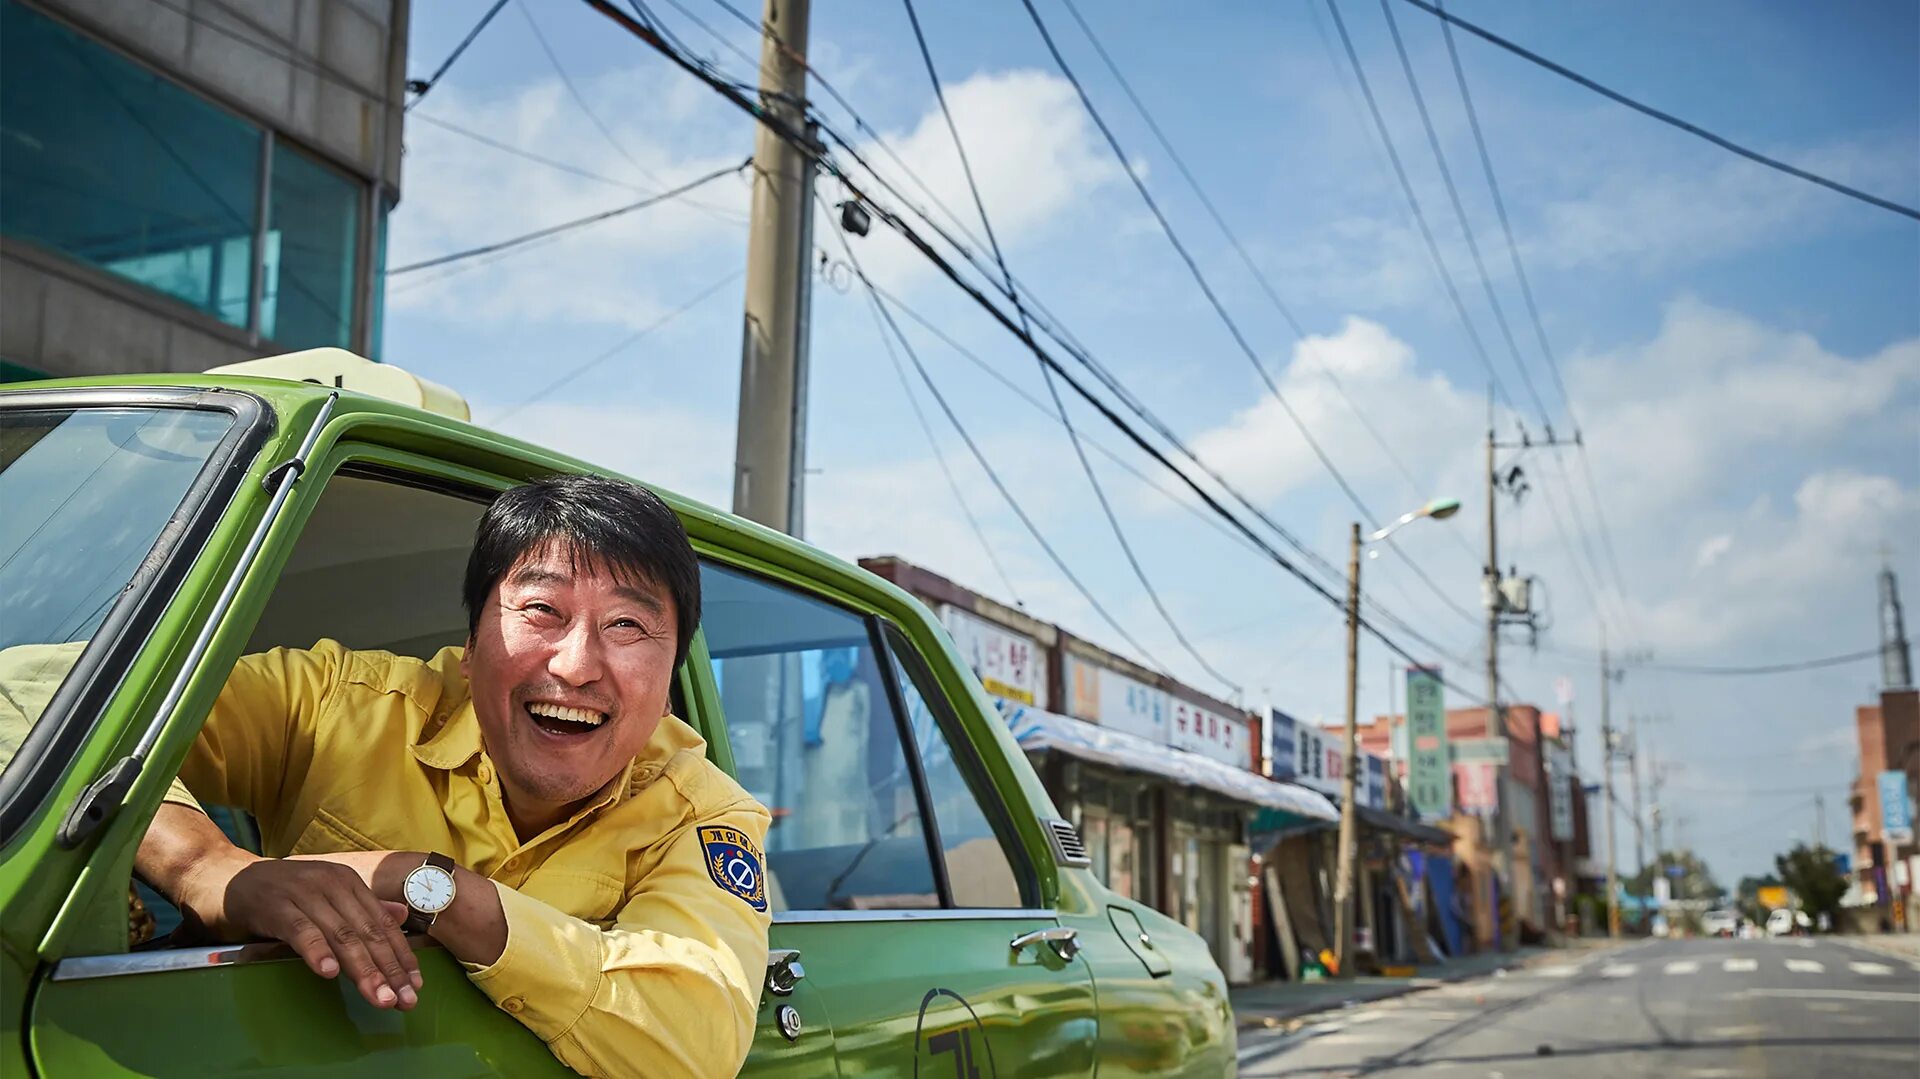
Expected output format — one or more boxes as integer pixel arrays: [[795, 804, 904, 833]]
[[699, 825, 768, 912]]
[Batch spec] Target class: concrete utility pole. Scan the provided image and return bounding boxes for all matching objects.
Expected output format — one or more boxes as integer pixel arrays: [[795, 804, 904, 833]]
[[732, 0, 815, 536], [1814, 793, 1826, 851], [1600, 634, 1621, 939], [1333, 523, 1364, 977], [1482, 419, 1512, 944], [1628, 713, 1646, 893]]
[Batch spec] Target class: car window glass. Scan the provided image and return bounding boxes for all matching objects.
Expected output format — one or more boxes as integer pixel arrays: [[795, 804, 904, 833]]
[[0, 406, 232, 779], [881, 625, 1029, 908], [700, 563, 939, 913]]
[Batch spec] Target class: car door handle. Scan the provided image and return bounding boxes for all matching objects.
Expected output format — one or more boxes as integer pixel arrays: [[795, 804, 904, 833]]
[[1009, 926, 1080, 962], [765, 949, 805, 996]]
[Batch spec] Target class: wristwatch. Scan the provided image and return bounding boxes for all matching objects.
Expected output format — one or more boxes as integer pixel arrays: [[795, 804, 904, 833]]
[[402, 852, 458, 934]]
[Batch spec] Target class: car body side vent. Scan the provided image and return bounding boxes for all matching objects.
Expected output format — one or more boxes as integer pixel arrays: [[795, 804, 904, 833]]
[[1043, 818, 1091, 868]]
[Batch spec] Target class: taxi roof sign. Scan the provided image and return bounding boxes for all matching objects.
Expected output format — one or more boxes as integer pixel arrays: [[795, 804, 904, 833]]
[[208, 349, 470, 421]]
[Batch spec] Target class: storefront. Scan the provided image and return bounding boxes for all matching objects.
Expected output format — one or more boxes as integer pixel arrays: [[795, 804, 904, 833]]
[[1000, 699, 1336, 983]]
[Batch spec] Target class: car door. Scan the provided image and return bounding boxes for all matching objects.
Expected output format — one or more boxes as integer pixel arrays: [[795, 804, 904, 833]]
[[24, 428, 835, 1076], [700, 559, 1098, 1077]]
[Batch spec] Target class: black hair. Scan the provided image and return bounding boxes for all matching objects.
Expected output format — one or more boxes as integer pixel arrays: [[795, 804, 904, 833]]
[[464, 474, 701, 670]]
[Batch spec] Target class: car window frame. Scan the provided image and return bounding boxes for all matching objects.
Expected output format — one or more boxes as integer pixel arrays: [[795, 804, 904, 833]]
[[0, 387, 271, 850], [693, 552, 1049, 922]]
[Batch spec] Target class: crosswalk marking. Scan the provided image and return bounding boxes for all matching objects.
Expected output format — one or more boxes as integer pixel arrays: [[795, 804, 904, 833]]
[[1665, 960, 1699, 975], [1848, 961, 1894, 976], [1723, 958, 1757, 973], [1601, 964, 1636, 978], [1536, 966, 1582, 978], [1785, 959, 1824, 974]]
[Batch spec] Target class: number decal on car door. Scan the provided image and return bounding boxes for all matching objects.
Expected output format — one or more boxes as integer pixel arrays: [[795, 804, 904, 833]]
[[913, 988, 997, 1078]]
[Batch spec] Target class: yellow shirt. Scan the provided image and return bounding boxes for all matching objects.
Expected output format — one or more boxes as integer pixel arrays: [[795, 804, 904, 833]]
[[170, 639, 772, 1079]]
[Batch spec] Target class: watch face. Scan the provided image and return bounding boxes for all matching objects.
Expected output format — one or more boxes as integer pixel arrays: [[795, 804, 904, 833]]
[[404, 865, 457, 914]]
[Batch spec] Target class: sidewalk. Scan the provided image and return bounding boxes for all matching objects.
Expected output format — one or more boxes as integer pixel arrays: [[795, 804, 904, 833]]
[[1828, 931, 1920, 963], [1230, 940, 1616, 1030]]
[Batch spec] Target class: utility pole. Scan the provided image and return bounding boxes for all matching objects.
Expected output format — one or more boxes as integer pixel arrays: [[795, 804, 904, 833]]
[[732, 0, 815, 536], [1600, 633, 1621, 939], [1814, 793, 1826, 851], [1333, 523, 1363, 977], [1628, 713, 1646, 896], [1482, 417, 1510, 947]]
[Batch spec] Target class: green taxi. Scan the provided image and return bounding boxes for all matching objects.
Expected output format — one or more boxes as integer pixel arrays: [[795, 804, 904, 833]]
[[0, 352, 1235, 1076]]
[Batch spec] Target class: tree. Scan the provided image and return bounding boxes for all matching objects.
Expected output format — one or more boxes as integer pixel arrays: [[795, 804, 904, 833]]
[[1628, 848, 1725, 904], [1775, 844, 1848, 928]]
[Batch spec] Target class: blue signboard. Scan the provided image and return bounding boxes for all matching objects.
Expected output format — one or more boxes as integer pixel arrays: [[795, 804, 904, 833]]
[[1879, 770, 1913, 844], [1270, 709, 1298, 780]]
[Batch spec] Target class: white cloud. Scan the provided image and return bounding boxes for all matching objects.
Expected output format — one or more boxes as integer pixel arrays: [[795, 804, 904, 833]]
[[1180, 316, 1486, 505], [1693, 533, 1733, 571], [830, 69, 1125, 289]]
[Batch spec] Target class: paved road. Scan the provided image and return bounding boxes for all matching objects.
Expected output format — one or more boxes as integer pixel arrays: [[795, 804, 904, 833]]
[[1238, 936, 1920, 1077]]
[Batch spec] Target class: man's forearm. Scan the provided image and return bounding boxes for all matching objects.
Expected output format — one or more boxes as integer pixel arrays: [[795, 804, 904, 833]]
[[432, 865, 508, 967], [134, 802, 257, 920]]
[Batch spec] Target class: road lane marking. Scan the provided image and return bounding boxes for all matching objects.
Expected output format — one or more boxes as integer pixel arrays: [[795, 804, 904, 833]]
[[1743, 988, 1920, 1003], [1535, 966, 1582, 978], [1848, 961, 1895, 976], [1664, 960, 1699, 975], [1722, 958, 1757, 973], [1784, 959, 1824, 973], [1601, 964, 1636, 978]]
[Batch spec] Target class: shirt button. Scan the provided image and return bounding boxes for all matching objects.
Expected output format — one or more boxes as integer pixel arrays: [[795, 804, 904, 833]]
[[502, 996, 525, 1015], [477, 762, 493, 785]]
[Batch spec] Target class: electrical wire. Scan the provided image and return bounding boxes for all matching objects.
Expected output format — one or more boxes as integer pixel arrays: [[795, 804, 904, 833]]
[[833, 228, 1171, 672], [1634, 648, 1885, 676], [1376, 0, 1550, 429], [486, 268, 742, 426], [1018, 0, 1481, 637], [1053, 0, 1482, 574], [409, 113, 660, 196], [572, 0, 1491, 703], [1320, 0, 1517, 413], [407, 0, 511, 110], [1397, 0, 1920, 222], [519, 0, 677, 190], [387, 158, 749, 275], [899, 0, 1240, 696]]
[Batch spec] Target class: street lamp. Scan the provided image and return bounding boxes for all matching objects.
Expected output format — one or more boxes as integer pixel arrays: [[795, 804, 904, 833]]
[[1333, 496, 1459, 977]]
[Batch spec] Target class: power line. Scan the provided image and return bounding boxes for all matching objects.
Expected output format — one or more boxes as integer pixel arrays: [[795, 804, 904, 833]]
[[1636, 648, 1884, 676], [1321, 0, 1517, 412], [409, 113, 658, 196], [834, 228, 1172, 672], [407, 0, 511, 110], [1376, 0, 1550, 429], [1053, 0, 1483, 575], [387, 159, 748, 275], [487, 269, 742, 426], [900, 0, 1239, 696], [1018, 0, 1481, 638], [573, 0, 1490, 702], [1397, 0, 1920, 223]]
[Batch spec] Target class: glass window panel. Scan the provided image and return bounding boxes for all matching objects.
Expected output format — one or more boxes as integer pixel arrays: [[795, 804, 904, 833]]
[[882, 625, 1028, 908], [263, 142, 360, 349], [0, 407, 235, 778], [700, 563, 938, 913], [0, 2, 258, 326]]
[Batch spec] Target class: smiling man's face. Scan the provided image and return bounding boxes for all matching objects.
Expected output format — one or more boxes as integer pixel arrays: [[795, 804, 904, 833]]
[[463, 541, 678, 836]]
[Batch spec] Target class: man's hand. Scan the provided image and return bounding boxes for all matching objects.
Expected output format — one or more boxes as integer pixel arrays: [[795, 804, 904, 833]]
[[138, 805, 420, 1011]]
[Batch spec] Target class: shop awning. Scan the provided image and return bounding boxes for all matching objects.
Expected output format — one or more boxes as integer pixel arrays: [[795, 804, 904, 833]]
[[997, 700, 1338, 821], [1356, 804, 1455, 846]]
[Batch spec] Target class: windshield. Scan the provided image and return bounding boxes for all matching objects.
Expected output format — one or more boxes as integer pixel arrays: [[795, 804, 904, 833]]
[[0, 406, 235, 776]]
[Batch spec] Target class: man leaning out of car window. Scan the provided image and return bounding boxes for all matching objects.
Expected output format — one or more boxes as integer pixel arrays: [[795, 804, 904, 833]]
[[134, 474, 772, 1079]]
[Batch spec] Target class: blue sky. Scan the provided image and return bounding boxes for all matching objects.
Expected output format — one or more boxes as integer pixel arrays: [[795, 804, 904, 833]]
[[387, 0, 1919, 884]]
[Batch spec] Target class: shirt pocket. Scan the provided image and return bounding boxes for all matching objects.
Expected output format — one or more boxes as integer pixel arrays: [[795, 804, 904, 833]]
[[288, 805, 383, 856]]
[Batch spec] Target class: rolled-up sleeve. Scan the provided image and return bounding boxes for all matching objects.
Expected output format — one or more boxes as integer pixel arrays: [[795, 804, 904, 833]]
[[465, 801, 774, 1078]]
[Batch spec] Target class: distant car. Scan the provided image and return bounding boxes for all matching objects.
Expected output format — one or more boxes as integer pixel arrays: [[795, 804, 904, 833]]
[[1765, 908, 1812, 936], [1701, 909, 1739, 937]]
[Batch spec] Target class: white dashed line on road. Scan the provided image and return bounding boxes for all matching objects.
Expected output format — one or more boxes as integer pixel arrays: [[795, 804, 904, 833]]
[[1601, 964, 1637, 978], [1664, 960, 1700, 975], [1722, 958, 1757, 973], [1535, 966, 1582, 978], [1784, 959, 1825, 974], [1847, 961, 1895, 976]]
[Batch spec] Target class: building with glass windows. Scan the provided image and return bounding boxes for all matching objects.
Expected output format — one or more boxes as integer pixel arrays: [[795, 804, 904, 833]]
[[0, 0, 407, 382]]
